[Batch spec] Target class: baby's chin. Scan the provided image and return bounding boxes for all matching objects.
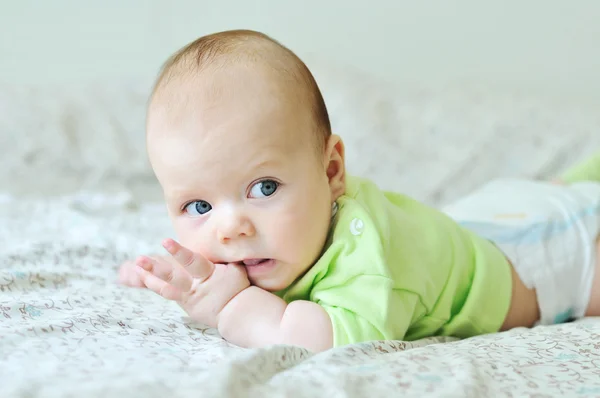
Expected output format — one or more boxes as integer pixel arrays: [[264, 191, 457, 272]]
[[250, 278, 289, 293], [249, 273, 297, 293], [249, 263, 313, 293]]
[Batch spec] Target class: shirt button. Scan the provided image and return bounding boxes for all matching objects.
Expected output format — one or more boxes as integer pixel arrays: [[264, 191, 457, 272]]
[[350, 218, 364, 236]]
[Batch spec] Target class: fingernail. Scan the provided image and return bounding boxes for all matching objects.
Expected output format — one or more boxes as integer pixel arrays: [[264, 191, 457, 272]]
[[162, 239, 175, 251], [136, 257, 151, 270]]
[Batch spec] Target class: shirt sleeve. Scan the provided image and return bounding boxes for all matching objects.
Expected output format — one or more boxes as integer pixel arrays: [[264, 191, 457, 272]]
[[310, 274, 424, 347]]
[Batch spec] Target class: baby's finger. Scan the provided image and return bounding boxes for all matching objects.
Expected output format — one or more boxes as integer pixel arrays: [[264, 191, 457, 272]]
[[142, 256, 178, 281], [162, 239, 214, 282], [135, 266, 182, 301], [117, 262, 145, 288], [136, 256, 194, 292]]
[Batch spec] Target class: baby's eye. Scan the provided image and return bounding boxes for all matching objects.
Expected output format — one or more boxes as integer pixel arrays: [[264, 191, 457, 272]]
[[184, 200, 212, 216], [249, 179, 279, 198]]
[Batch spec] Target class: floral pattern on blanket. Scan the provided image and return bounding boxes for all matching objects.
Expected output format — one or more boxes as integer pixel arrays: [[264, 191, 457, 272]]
[[2, 194, 600, 398]]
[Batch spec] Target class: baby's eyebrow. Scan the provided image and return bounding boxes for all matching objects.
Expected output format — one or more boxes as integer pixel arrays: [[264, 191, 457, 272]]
[[252, 159, 279, 170], [251, 153, 288, 169], [167, 191, 201, 205]]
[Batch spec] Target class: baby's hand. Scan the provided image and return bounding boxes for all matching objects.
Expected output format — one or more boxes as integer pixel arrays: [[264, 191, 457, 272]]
[[132, 239, 251, 329], [118, 255, 177, 288]]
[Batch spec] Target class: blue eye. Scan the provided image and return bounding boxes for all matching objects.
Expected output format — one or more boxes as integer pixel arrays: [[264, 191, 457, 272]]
[[249, 179, 279, 198], [184, 200, 212, 216]]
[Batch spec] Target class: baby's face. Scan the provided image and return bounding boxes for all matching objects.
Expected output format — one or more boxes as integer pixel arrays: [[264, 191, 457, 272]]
[[147, 67, 336, 291]]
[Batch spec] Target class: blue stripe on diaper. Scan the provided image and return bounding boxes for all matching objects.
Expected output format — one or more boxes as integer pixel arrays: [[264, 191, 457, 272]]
[[456, 204, 600, 245], [553, 308, 574, 324]]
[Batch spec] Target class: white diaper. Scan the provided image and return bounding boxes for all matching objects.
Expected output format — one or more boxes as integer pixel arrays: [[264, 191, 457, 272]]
[[442, 179, 600, 325]]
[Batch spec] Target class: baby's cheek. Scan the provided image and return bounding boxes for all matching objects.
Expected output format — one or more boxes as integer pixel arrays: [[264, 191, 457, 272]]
[[173, 218, 209, 253], [272, 209, 316, 251]]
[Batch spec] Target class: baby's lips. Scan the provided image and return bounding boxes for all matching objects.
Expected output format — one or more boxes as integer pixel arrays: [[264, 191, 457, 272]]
[[242, 259, 266, 266]]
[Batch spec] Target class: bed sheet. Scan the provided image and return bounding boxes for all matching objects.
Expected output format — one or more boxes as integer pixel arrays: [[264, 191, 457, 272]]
[[2, 194, 600, 398]]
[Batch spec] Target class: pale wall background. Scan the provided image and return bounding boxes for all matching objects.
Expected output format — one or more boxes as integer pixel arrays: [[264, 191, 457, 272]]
[[1, 0, 599, 101]]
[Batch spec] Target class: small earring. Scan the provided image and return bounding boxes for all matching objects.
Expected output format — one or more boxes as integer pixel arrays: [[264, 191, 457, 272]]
[[331, 201, 338, 218]]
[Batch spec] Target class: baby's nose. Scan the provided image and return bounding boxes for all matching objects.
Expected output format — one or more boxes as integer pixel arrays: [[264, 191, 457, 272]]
[[217, 215, 256, 243]]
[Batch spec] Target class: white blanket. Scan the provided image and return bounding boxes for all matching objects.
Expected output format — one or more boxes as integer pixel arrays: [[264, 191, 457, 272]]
[[2, 193, 600, 397], [2, 62, 600, 396]]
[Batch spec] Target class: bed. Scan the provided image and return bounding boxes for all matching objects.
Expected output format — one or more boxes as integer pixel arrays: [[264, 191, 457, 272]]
[[2, 60, 600, 397]]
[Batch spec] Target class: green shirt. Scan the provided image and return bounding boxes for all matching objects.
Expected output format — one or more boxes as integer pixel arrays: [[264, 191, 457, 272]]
[[275, 176, 512, 347]]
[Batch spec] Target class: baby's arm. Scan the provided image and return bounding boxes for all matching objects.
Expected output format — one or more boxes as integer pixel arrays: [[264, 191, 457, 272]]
[[218, 286, 333, 352], [132, 239, 333, 352]]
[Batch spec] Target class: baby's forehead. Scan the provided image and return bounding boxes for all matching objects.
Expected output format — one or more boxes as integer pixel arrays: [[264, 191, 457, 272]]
[[147, 107, 314, 192], [147, 102, 307, 163]]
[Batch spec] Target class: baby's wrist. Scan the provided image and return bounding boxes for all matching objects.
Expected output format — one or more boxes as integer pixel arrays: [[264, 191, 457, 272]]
[[216, 285, 252, 337]]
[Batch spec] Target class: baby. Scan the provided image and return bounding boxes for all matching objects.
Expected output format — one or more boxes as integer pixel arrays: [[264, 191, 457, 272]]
[[119, 29, 600, 352]]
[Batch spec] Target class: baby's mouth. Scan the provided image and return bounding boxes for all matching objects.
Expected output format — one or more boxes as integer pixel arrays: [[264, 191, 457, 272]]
[[242, 258, 271, 267]]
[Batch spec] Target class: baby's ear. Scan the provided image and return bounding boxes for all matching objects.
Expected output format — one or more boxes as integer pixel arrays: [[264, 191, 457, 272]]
[[324, 134, 346, 201]]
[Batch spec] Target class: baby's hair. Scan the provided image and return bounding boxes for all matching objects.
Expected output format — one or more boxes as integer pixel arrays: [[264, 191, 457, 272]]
[[151, 29, 332, 154]]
